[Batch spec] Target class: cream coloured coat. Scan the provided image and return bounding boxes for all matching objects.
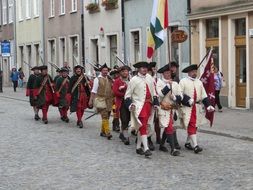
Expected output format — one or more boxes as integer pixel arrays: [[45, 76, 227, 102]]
[[125, 74, 156, 130], [179, 77, 208, 128], [156, 78, 182, 128]]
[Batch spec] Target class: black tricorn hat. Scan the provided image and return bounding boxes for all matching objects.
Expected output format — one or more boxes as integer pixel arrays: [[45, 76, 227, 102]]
[[149, 62, 157, 68], [99, 63, 111, 71], [157, 64, 171, 73], [39, 65, 48, 70], [133, 61, 149, 68], [109, 69, 119, 76], [31, 66, 39, 71], [74, 65, 84, 70], [182, 64, 198, 73], [59, 67, 69, 73], [56, 68, 61, 73], [118, 65, 131, 72], [170, 61, 179, 68]]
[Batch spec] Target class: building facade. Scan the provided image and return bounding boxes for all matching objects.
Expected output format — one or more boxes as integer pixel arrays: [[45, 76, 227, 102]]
[[16, 0, 43, 83], [84, 0, 123, 73], [44, 0, 83, 77], [124, 0, 189, 74], [0, 0, 15, 86], [188, 0, 253, 109]]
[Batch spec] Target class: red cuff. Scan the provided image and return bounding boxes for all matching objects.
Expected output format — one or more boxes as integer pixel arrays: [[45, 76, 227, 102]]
[[26, 89, 30, 96]]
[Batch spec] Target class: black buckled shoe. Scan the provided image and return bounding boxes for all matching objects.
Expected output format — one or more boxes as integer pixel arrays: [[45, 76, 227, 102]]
[[148, 138, 155, 151], [159, 145, 169, 152], [64, 117, 69, 123], [42, 119, 48, 124], [106, 133, 112, 140], [175, 143, 181, 150], [194, 145, 203, 154], [144, 150, 152, 157], [61, 117, 65, 121], [100, 132, 107, 137], [77, 121, 83, 128], [185, 143, 194, 150], [119, 133, 126, 142], [136, 148, 145, 155], [113, 125, 120, 132], [171, 149, 180, 156], [34, 114, 40, 121], [124, 138, 130, 145]]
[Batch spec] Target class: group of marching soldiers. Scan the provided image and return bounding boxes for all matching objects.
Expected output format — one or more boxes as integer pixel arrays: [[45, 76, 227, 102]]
[[26, 60, 215, 158]]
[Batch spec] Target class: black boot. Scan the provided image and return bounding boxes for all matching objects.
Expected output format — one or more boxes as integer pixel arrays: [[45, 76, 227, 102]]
[[42, 118, 48, 124], [148, 136, 155, 151], [173, 131, 181, 150], [194, 145, 203, 154], [144, 149, 152, 157], [77, 121, 83, 128], [159, 132, 168, 152], [34, 114, 40, 121], [136, 148, 145, 155], [112, 118, 120, 132], [167, 134, 180, 156], [185, 143, 194, 150]]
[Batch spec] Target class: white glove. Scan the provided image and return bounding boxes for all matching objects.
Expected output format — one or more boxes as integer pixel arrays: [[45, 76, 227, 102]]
[[207, 106, 215, 112], [119, 85, 125, 90], [188, 99, 194, 106]]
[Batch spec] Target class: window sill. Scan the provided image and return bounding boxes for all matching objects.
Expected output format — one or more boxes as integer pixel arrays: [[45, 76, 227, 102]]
[[48, 15, 55, 19], [59, 13, 65, 16], [19, 19, 24, 22], [33, 15, 39, 19], [70, 10, 77, 14], [26, 17, 31, 21]]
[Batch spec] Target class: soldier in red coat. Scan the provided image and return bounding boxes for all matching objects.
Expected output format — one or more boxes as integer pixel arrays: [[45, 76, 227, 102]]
[[112, 65, 131, 145]]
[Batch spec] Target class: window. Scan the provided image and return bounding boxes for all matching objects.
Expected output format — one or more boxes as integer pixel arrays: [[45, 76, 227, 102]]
[[18, 0, 24, 20], [71, 0, 77, 12], [2, 0, 7, 25], [235, 18, 246, 36], [34, 0, 39, 17], [206, 18, 219, 38], [130, 31, 141, 63], [60, 0, 65, 15], [8, 0, 14, 23], [26, 0, 31, 19], [170, 26, 179, 63], [109, 35, 117, 68], [50, 0, 55, 17]]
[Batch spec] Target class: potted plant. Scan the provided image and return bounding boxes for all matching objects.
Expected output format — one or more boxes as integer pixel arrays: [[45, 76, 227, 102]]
[[102, 0, 118, 10], [86, 3, 100, 13]]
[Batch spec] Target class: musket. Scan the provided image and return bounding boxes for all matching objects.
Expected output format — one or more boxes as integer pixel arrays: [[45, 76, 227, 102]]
[[115, 55, 127, 66], [48, 61, 60, 70], [88, 62, 100, 70], [23, 60, 32, 69], [85, 112, 97, 120]]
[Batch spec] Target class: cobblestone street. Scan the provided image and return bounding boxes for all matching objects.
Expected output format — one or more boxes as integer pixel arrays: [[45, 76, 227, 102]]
[[0, 89, 253, 190]]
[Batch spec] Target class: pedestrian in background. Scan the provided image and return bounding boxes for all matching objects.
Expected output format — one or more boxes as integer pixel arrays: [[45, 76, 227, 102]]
[[10, 67, 19, 92], [214, 66, 223, 112], [18, 67, 25, 88]]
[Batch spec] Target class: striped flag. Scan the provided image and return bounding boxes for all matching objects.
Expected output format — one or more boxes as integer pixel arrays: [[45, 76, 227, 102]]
[[147, 0, 169, 59]]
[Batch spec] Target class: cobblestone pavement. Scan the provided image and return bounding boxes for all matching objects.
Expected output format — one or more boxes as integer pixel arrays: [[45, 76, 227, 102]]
[[0, 93, 253, 190]]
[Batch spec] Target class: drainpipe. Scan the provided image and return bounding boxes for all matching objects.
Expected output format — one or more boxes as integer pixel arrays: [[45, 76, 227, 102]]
[[187, 0, 191, 65], [40, 0, 46, 65], [121, 0, 126, 63], [81, 0, 85, 67], [13, 0, 17, 67]]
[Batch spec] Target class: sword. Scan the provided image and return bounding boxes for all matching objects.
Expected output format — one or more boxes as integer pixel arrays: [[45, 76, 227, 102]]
[[115, 55, 127, 66], [23, 60, 32, 68], [85, 112, 97, 120], [48, 61, 60, 70]]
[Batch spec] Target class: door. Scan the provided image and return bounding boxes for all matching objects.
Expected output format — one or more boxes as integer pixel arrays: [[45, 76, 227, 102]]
[[236, 46, 246, 107]]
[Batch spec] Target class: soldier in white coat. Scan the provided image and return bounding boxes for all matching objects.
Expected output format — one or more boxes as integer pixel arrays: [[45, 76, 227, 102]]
[[179, 64, 215, 153], [125, 61, 159, 157], [156, 64, 182, 156]]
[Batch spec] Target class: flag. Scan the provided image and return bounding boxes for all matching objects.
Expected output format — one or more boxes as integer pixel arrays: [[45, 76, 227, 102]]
[[200, 50, 215, 126], [147, 0, 169, 59]]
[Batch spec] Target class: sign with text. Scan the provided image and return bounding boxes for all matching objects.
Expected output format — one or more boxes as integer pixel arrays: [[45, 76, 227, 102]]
[[1, 41, 11, 57], [171, 30, 188, 43]]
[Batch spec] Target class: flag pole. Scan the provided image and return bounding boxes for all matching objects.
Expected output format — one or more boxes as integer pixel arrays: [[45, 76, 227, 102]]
[[197, 48, 212, 68]]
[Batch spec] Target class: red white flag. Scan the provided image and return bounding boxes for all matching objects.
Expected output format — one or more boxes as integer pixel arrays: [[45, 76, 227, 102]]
[[200, 50, 215, 126]]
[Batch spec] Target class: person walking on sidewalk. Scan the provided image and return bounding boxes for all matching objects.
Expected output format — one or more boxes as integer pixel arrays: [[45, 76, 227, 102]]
[[26, 66, 41, 120], [68, 65, 90, 128], [156, 64, 182, 156], [179, 64, 215, 154], [10, 67, 19, 92], [125, 61, 159, 158], [18, 67, 25, 88], [214, 66, 223, 112], [89, 63, 114, 140]]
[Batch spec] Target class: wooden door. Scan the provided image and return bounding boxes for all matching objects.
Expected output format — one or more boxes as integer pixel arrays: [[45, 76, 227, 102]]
[[236, 46, 246, 107]]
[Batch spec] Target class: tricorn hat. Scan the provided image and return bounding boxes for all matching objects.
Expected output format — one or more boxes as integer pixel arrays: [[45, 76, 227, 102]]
[[133, 61, 149, 68], [157, 64, 171, 73], [170, 61, 179, 68], [109, 69, 119, 76], [74, 65, 84, 70], [118, 65, 131, 72], [59, 67, 69, 73], [99, 63, 111, 71], [149, 62, 157, 68], [31, 66, 39, 71], [182, 64, 198, 73], [39, 65, 48, 70]]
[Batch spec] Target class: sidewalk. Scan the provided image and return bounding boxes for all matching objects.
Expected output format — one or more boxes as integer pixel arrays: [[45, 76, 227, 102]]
[[1, 87, 252, 141]]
